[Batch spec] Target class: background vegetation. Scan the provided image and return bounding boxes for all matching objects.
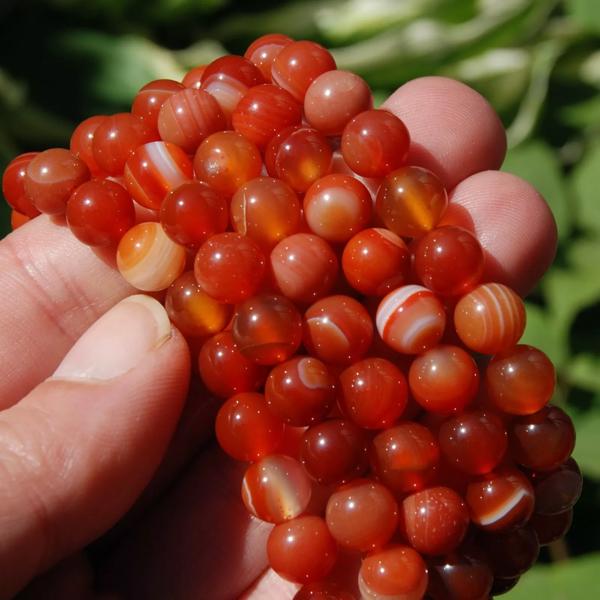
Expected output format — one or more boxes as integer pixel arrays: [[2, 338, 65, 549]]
[[1, 0, 599, 596]]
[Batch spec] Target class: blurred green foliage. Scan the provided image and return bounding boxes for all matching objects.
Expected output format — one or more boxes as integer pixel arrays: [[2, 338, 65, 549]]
[[1, 0, 599, 595]]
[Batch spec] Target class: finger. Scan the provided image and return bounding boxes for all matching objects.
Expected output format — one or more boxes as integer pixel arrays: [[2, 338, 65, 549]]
[[0, 216, 133, 409], [0, 295, 190, 598], [241, 569, 298, 600], [440, 170, 558, 296], [382, 76, 507, 189]]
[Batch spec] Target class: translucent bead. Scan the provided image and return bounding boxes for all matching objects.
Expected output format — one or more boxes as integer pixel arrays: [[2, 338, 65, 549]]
[[530, 458, 582, 515], [2, 152, 40, 217], [427, 554, 493, 600], [201, 54, 265, 87], [131, 79, 185, 137], [70, 116, 106, 177], [529, 509, 573, 546], [244, 33, 294, 81], [181, 65, 206, 89]]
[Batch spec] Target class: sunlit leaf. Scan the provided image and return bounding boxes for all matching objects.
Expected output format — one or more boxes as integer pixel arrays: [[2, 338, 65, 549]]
[[571, 407, 600, 480], [565, 0, 600, 34], [521, 302, 568, 367], [571, 143, 600, 235]]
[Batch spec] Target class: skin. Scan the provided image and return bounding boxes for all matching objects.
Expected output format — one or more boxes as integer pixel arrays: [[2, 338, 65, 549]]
[[0, 77, 556, 599]]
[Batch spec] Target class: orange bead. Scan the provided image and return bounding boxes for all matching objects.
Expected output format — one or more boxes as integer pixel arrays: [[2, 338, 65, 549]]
[[181, 64, 206, 89], [70, 116, 106, 177], [2, 152, 41, 217], [10, 210, 31, 230], [244, 33, 294, 81], [131, 79, 185, 137], [454, 283, 526, 355]]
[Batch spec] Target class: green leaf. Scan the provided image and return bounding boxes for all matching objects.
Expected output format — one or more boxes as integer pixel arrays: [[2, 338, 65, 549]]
[[572, 143, 600, 235], [571, 406, 600, 479], [521, 302, 568, 367], [567, 353, 600, 392], [566, 236, 600, 272], [561, 95, 600, 130], [503, 140, 571, 240], [565, 0, 600, 34]]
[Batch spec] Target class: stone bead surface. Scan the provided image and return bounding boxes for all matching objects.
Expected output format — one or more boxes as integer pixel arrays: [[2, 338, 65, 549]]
[[10, 211, 31, 230], [2, 152, 40, 217], [376, 285, 446, 354], [131, 78, 185, 136], [201, 73, 248, 126], [529, 509, 573, 546], [181, 64, 206, 89], [70, 116, 106, 177], [427, 554, 493, 600], [201, 54, 265, 87], [244, 33, 293, 81], [116, 221, 186, 291], [530, 458, 582, 515]]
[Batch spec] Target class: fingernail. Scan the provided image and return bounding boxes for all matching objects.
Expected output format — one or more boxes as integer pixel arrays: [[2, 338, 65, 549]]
[[53, 294, 171, 381]]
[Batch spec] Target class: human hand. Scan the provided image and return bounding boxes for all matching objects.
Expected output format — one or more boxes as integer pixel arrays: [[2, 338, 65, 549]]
[[0, 76, 557, 599]]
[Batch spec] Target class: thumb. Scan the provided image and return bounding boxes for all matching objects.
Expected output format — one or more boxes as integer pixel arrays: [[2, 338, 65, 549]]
[[0, 295, 190, 598]]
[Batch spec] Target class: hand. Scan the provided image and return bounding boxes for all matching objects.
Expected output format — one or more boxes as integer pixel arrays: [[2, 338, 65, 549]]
[[0, 76, 557, 600]]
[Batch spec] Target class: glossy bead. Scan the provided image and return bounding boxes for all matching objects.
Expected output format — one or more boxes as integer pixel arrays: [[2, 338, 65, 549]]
[[427, 554, 493, 600], [414, 226, 485, 296], [466, 467, 534, 531], [232, 84, 302, 149], [92, 113, 156, 176], [241, 454, 312, 523], [193, 131, 262, 196], [10, 211, 31, 230], [265, 356, 335, 426], [194, 232, 266, 303], [157, 88, 226, 153], [215, 392, 285, 461], [201, 72, 248, 126], [271, 233, 339, 304], [25, 148, 90, 215], [370, 422, 440, 495], [490, 576, 520, 596], [401, 486, 469, 555], [341, 110, 410, 178], [530, 458, 582, 515], [359, 545, 428, 600], [272, 40, 336, 101], [294, 581, 355, 600], [66, 179, 135, 246], [300, 418, 369, 485], [265, 126, 333, 193], [123, 141, 193, 210], [304, 70, 372, 136], [376, 285, 446, 354], [2, 152, 40, 217], [342, 228, 411, 297], [165, 271, 231, 338], [376, 166, 448, 238], [408, 345, 479, 414], [230, 176, 301, 250], [509, 406, 575, 471], [339, 358, 408, 429], [529, 509, 573, 545], [326, 479, 398, 551], [454, 283, 526, 355], [267, 516, 337, 584], [181, 65, 206, 89], [303, 174, 372, 242], [116, 222, 186, 291], [160, 181, 228, 247], [201, 54, 265, 87], [245, 33, 294, 81], [304, 295, 374, 365], [198, 331, 268, 398], [438, 410, 508, 475], [232, 293, 303, 365], [485, 344, 554, 415], [70, 116, 106, 177], [131, 79, 185, 136]]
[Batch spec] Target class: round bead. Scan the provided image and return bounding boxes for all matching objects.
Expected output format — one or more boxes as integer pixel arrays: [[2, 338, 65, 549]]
[[131, 79, 185, 137], [215, 392, 285, 462], [244, 33, 294, 81], [370, 422, 440, 495], [267, 516, 337, 584], [326, 479, 398, 551], [414, 226, 485, 296], [408, 345, 479, 414], [181, 65, 206, 89], [454, 283, 526, 355], [165, 271, 231, 338], [24, 149, 90, 215], [66, 179, 135, 246], [438, 410, 508, 475], [157, 88, 226, 153], [201, 54, 265, 87], [160, 181, 228, 248], [342, 228, 411, 297], [232, 293, 303, 365], [339, 358, 408, 429], [70, 116, 106, 177], [401, 486, 469, 555], [194, 232, 266, 303], [2, 152, 40, 217], [304, 295, 374, 365], [92, 113, 155, 176], [272, 40, 336, 101], [303, 174, 372, 242], [485, 344, 554, 415], [232, 84, 302, 149], [427, 554, 493, 600], [230, 176, 301, 251], [375, 166, 448, 238], [241, 454, 312, 523], [116, 222, 186, 291], [341, 110, 410, 178], [265, 356, 335, 426], [10, 211, 31, 230], [123, 141, 193, 210], [530, 458, 582, 515], [294, 582, 355, 600], [304, 70, 372, 136], [529, 509, 573, 546], [466, 467, 534, 531], [201, 73, 248, 126], [490, 576, 520, 596], [300, 418, 369, 485], [376, 285, 446, 354], [359, 545, 428, 600], [271, 233, 339, 304], [193, 131, 262, 197], [198, 331, 268, 398]]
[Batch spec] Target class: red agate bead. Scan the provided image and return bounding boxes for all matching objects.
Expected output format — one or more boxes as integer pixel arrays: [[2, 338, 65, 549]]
[[529, 509, 573, 546], [244, 33, 293, 81], [530, 458, 582, 515], [70, 116, 106, 177], [181, 65, 206, 89], [427, 554, 493, 600], [10, 211, 31, 230], [131, 79, 185, 137], [2, 152, 40, 217], [201, 54, 265, 88]]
